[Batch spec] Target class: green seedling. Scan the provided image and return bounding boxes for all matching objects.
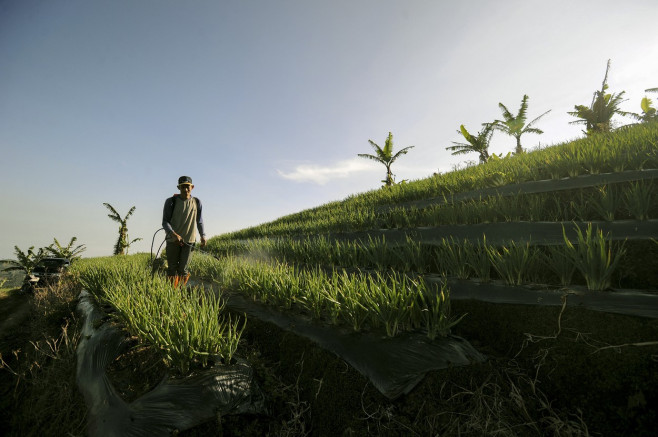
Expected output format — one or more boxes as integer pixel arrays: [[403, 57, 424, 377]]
[[487, 240, 537, 286], [623, 180, 654, 220], [435, 238, 472, 279], [466, 236, 492, 282], [591, 185, 619, 221], [544, 246, 576, 286], [562, 223, 625, 291]]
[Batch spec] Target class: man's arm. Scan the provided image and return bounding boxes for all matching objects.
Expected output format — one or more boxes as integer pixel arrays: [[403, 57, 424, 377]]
[[162, 197, 174, 234], [162, 197, 183, 244], [196, 197, 206, 247]]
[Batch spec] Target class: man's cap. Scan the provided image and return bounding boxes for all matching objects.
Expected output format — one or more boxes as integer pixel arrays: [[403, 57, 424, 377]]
[[178, 176, 193, 185]]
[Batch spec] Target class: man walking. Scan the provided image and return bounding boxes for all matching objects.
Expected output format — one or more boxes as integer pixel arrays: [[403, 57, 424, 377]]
[[162, 176, 207, 287]]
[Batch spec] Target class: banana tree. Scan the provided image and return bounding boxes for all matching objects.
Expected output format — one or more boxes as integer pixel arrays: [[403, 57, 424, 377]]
[[45, 237, 86, 262], [492, 94, 550, 154], [1, 245, 46, 275], [637, 96, 657, 122], [103, 203, 142, 255], [358, 132, 414, 187], [615, 87, 658, 125], [568, 60, 633, 135], [633, 88, 657, 123], [446, 123, 494, 164]]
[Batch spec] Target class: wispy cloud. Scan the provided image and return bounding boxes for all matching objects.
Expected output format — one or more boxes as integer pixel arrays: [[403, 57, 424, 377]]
[[277, 158, 377, 185]]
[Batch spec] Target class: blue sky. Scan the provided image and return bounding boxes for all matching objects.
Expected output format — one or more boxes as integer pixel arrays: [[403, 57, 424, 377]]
[[1, 0, 657, 259]]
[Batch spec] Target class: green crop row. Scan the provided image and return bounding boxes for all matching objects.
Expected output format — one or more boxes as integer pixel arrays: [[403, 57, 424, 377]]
[[380, 180, 657, 228], [206, 223, 626, 291], [69, 254, 245, 374], [189, 254, 460, 339], [205, 179, 655, 243], [212, 123, 658, 241]]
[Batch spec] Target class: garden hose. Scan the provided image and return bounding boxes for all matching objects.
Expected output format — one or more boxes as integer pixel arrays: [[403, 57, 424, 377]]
[[150, 228, 167, 278], [150, 227, 218, 278]]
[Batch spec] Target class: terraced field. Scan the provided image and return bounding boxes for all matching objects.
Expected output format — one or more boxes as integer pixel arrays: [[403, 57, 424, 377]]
[[189, 121, 658, 435], [3, 122, 658, 436]]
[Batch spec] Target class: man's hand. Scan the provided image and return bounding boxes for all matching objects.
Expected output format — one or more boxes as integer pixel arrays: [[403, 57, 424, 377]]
[[173, 233, 184, 246], [200, 237, 207, 248]]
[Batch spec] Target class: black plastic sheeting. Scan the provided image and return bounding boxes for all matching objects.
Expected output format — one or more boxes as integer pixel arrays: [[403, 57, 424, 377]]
[[323, 219, 658, 246], [379, 168, 658, 212], [76, 290, 265, 437], [222, 291, 486, 400], [427, 276, 658, 319]]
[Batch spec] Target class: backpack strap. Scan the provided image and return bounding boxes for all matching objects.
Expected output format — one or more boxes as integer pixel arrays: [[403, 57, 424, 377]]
[[170, 195, 199, 214]]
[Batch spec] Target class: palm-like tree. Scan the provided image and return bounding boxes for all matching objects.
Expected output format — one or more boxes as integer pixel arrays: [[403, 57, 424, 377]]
[[629, 88, 658, 123], [1, 245, 46, 275], [446, 123, 494, 164], [358, 132, 414, 187], [492, 94, 550, 154], [103, 203, 141, 255], [45, 237, 86, 262], [635, 96, 657, 123], [569, 60, 633, 135]]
